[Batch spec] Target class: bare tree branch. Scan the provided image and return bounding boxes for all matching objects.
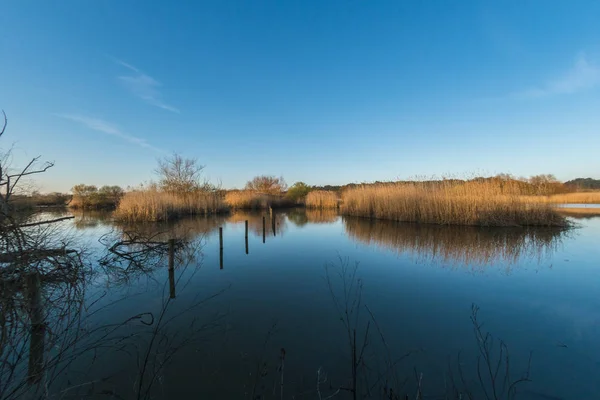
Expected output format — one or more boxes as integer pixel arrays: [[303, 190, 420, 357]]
[[0, 110, 6, 137]]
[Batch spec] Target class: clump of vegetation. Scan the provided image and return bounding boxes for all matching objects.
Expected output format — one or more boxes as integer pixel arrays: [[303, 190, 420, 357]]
[[244, 175, 287, 195], [115, 187, 225, 222], [565, 177, 600, 190], [224, 190, 295, 209], [225, 190, 270, 209], [70, 184, 124, 210], [114, 154, 225, 222], [225, 175, 295, 209], [341, 178, 568, 227], [305, 190, 339, 209], [285, 181, 312, 204]]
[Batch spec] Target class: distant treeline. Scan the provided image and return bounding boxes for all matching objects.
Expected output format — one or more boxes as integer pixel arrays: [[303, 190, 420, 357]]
[[564, 178, 600, 190], [70, 185, 124, 210]]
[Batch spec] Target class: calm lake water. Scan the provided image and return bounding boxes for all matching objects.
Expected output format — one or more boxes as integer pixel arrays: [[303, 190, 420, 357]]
[[4, 208, 600, 399]]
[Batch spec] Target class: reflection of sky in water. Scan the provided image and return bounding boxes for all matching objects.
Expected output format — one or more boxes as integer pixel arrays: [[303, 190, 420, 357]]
[[557, 203, 600, 208], [17, 211, 600, 398]]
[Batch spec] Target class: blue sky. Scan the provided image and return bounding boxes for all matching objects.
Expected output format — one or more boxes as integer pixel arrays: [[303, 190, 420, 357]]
[[1, 1, 599, 192]]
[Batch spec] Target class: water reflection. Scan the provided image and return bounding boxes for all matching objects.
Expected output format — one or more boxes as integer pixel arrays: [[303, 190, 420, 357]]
[[6, 210, 597, 398], [344, 216, 566, 267], [556, 207, 600, 220], [0, 260, 89, 398], [287, 208, 339, 226], [0, 219, 228, 399], [225, 211, 287, 238]]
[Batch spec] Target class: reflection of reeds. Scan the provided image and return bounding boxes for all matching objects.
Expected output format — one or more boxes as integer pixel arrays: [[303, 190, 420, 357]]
[[305, 209, 339, 224], [342, 181, 567, 227], [114, 215, 227, 242], [112, 211, 287, 241], [226, 211, 287, 237], [71, 210, 114, 229], [344, 216, 565, 266], [286, 209, 338, 226], [306, 191, 339, 209]]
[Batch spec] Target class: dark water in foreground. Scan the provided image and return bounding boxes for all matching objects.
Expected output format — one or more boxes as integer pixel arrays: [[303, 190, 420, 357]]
[[3, 209, 600, 399]]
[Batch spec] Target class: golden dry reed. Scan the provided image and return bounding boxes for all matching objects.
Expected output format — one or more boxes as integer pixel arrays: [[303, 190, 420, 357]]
[[224, 190, 294, 209], [520, 191, 600, 204], [341, 180, 568, 227], [225, 191, 270, 209], [344, 217, 564, 267], [305, 190, 339, 209], [114, 189, 225, 222]]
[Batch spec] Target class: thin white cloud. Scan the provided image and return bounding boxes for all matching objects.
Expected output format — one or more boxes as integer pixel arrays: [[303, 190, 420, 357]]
[[114, 59, 180, 113], [55, 114, 162, 152], [516, 53, 600, 98]]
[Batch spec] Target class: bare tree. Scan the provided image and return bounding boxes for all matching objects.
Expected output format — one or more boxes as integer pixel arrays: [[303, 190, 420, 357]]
[[155, 153, 210, 194], [245, 175, 287, 195], [0, 110, 77, 264], [0, 110, 90, 398]]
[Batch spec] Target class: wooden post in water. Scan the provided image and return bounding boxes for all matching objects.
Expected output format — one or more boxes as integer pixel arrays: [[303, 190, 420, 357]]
[[262, 216, 266, 243], [245, 220, 249, 254], [219, 227, 224, 269], [272, 214, 276, 237], [27, 273, 45, 384], [168, 239, 176, 299]]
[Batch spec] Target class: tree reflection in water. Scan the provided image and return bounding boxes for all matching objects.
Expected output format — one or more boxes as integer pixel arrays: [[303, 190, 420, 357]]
[[0, 223, 228, 400]]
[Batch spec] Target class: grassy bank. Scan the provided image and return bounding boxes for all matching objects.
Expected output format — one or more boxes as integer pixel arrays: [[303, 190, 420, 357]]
[[341, 180, 568, 227], [305, 190, 339, 209], [114, 189, 226, 222]]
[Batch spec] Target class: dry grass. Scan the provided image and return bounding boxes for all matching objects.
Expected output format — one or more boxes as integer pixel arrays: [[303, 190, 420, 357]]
[[305, 190, 339, 209], [225, 190, 294, 209], [114, 189, 226, 222], [344, 217, 565, 267], [521, 191, 600, 204], [225, 191, 270, 209], [341, 180, 568, 227]]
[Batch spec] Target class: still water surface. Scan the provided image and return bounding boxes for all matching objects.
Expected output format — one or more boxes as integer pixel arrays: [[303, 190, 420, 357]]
[[5, 209, 600, 399]]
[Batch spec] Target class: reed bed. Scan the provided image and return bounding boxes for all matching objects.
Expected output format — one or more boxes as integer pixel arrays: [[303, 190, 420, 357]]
[[224, 190, 294, 209], [225, 191, 270, 209], [521, 191, 600, 204], [344, 217, 565, 267], [114, 189, 226, 222], [305, 190, 339, 209], [341, 181, 568, 227]]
